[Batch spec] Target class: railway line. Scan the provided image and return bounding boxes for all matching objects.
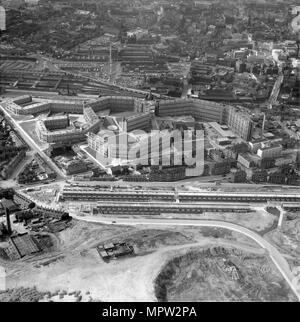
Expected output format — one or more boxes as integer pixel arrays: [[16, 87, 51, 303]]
[[92, 201, 251, 216], [60, 186, 300, 204], [0, 69, 148, 98]]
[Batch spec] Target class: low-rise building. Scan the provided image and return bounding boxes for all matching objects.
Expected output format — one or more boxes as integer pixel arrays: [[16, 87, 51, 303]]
[[257, 144, 282, 159], [1, 149, 26, 179], [237, 153, 253, 169], [5, 233, 40, 260], [60, 159, 88, 175]]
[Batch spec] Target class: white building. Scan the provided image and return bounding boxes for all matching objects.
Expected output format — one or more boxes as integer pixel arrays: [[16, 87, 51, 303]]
[[0, 6, 6, 31], [292, 6, 300, 15], [25, 0, 39, 5], [257, 144, 282, 159], [127, 28, 148, 40]]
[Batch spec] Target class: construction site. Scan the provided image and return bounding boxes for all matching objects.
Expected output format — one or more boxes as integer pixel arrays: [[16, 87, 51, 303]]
[[1, 170, 300, 302], [0, 215, 298, 302], [154, 246, 297, 302]]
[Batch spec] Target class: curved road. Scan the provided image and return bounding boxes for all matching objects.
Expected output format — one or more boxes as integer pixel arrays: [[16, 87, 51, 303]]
[[71, 213, 300, 301]]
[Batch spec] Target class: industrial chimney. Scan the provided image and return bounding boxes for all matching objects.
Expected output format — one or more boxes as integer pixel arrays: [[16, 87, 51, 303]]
[[5, 208, 12, 235], [261, 113, 266, 137]]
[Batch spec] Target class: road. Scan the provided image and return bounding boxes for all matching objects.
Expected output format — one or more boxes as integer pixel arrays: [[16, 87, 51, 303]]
[[10, 174, 300, 193], [71, 213, 300, 301], [0, 103, 66, 179], [69, 178, 300, 190]]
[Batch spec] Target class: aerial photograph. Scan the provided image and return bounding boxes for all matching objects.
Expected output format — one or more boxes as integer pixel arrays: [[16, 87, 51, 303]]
[[0, 0, 300, 307]]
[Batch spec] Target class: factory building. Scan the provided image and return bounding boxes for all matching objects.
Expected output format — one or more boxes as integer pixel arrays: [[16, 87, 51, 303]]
[[5, 234, 40, 260]]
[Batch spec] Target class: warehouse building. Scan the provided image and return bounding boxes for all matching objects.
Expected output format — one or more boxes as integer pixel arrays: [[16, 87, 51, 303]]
[[5, 233, 40, 260]]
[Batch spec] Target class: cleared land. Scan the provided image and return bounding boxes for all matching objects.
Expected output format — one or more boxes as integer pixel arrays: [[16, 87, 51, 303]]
[[265, 216, 300, 269], [154, 247, 297, 302], [112, 208, 277, 234], [0, 219, 272, 302]]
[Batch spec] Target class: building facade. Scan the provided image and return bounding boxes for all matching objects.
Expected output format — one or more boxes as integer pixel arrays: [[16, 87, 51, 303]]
[[225, 106, 254, 141], [156, 99, 227, 123]]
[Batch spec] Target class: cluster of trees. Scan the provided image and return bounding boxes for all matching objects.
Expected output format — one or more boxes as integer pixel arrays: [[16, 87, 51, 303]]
[[0, 287, 46, 302], [18, 163, 39, 184]]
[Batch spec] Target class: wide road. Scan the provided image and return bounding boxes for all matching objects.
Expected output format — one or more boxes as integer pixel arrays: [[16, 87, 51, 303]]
[[0, 102, 66, 179], [71, 213, 300, 301]]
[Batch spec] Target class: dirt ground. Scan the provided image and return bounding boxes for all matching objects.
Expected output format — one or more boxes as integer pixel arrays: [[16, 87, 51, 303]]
[[124, 209, 277, 234], [0, 219, 292, 302], [154, 246, 297, 302], [265, 217, 300, 269], [0, 220, 260, 301]]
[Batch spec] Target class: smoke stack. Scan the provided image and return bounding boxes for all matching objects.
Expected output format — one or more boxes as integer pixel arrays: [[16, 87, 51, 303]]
[[5, 208, 12, 235], [262, 113, 266, 137]]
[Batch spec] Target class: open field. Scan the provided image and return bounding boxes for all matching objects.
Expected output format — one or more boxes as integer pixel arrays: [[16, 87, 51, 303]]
[[0, 219, 275, 302], [110, 208, 278, 234]]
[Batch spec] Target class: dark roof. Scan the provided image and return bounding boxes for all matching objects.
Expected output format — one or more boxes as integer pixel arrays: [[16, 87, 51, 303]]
[[0, 198, 19, 213]]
